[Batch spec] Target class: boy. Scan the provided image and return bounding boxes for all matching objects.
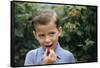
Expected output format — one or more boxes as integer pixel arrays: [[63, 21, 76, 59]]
[[24, 10, 75, 66]]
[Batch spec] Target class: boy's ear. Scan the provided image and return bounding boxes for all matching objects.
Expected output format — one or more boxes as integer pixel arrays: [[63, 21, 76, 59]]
[[58, 26, 62, 36], [33, 31, 37, 39]]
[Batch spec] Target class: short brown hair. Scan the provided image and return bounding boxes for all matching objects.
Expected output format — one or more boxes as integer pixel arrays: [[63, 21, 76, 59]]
[[32, 10, 60, 31]]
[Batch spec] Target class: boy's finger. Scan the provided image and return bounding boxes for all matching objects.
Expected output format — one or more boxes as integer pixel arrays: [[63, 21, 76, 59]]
[[44, 48, 48, 57], [50, 49, 55, 54], [48, 49, 55, 57], [50, 49, 57, 59]]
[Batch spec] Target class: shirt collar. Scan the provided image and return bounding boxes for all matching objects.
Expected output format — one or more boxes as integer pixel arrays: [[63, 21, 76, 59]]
[[54, 43, 62, 59]]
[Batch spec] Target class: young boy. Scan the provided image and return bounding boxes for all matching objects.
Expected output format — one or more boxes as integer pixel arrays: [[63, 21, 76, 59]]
[[24, 10, 75, 66]]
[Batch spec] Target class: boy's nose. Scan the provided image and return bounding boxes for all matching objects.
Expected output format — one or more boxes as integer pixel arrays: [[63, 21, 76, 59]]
[[44, 36, 51, 43]]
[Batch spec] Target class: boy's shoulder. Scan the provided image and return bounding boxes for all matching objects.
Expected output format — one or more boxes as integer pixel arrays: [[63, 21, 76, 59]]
[[56, 44, 74, 57], [59, 48, 75, 63], [60, 48, 74, 57], [26, 48, 41, 56]]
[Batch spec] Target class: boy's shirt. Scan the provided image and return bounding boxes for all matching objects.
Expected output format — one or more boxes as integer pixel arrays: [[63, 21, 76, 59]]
[[24, 43, 75, 66]]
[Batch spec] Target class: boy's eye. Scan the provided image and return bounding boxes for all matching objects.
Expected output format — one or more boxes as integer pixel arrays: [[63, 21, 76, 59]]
[[38, 34, 45, 37], [49, 32, 56, 36]]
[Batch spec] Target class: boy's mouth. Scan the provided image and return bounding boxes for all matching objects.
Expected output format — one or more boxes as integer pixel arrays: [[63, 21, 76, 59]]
[[45, 44, 53, 48], [45, 44, 53, 56]]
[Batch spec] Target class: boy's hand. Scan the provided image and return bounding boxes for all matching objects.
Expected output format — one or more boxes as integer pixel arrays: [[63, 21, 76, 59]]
[[43, 49, 57, 64]]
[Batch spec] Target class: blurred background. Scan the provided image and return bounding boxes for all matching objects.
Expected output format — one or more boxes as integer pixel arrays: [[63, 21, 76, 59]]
[[12, 1, 97, 66]]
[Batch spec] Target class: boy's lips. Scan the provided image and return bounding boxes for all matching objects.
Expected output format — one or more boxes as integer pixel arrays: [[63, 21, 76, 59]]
[[45, 44, 53, 48]]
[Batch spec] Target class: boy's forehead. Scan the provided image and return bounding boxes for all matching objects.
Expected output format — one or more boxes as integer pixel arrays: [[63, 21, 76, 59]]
[[34, 22, 58, 32]]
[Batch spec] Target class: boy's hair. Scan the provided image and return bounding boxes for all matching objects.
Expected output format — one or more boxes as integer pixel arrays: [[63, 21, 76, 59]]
[[32, 10, 60, 31]]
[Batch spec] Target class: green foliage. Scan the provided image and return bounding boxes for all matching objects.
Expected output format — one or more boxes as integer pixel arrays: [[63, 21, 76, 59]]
[[13, 2, 97, 66]]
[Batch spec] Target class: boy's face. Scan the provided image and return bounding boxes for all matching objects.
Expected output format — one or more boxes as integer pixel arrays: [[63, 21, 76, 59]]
[[33, 22, 62, 50]]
